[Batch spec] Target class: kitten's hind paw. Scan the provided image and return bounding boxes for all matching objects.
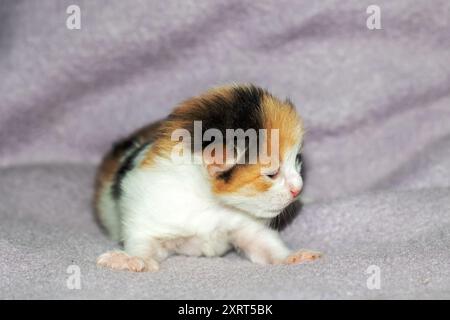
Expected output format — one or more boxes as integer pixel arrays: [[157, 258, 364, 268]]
[[96, 250, 159, 272], [283, 249, 322, 265]]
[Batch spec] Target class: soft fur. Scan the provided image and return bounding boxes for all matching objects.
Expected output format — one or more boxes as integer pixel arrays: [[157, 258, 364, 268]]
[[95, 84, 321, 272]]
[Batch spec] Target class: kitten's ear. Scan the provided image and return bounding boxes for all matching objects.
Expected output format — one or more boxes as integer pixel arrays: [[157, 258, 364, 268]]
[[204, 143, 246, 177], [206, 162, 234, 177]]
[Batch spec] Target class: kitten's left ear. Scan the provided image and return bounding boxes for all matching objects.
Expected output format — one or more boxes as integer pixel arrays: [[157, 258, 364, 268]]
[[204, 144, 246, 177]]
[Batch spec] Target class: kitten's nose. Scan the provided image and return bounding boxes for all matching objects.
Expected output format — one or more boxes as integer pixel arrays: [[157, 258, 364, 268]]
[[290, 188, 301, 198]]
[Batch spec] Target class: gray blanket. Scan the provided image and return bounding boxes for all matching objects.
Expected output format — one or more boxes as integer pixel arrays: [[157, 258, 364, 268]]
[[1, 0, 449, 299]]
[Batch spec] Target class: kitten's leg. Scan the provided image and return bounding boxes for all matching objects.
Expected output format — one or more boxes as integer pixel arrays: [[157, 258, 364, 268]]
[[97, 236, 165, 272], [231, 225, 321, 265]]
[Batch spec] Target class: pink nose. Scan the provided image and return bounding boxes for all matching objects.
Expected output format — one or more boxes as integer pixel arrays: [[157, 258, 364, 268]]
[[290, 188, 301, 198]]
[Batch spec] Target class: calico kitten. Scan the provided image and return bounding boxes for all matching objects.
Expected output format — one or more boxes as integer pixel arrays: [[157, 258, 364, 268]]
[[95, 84, 321, 272]]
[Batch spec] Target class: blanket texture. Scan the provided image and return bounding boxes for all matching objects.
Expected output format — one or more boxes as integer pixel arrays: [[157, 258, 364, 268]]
[[1, 0, 449, 299]]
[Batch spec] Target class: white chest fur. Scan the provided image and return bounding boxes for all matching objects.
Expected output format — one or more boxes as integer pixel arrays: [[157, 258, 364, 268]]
[[118, 156, 252, 258]]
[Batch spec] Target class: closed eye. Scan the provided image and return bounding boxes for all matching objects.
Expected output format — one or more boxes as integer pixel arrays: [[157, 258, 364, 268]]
[[296, 153, 302, 165]]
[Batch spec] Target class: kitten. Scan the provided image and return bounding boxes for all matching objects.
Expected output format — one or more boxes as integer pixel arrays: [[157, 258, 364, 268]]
[[95, 84, 321, 272]]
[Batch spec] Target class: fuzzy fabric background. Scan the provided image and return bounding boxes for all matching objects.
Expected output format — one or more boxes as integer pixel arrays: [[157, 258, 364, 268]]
[[0, 0, 449, 299]]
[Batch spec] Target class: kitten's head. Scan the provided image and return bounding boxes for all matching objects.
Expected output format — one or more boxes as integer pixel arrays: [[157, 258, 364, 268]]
[[205, 86, 304, 219], [164, 84, 304, 219]]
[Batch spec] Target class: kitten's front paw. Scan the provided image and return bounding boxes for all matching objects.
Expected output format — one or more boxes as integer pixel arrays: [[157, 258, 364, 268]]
[[283, 250, 322, 265], [97, 250, 159, 272]]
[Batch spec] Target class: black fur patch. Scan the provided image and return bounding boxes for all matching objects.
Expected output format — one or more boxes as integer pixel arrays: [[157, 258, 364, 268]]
[[112, 141, 150, 199], [111, 137, 137, 158], [174, 86, 265, 143]]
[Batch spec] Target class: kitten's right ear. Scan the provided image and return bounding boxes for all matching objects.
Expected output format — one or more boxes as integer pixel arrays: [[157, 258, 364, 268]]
[[206, 162, 234, 177]]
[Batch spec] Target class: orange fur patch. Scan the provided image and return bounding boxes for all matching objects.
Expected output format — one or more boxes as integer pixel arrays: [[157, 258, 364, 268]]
[[212, 164, 272, 194], [260, 94, 304, 163]]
